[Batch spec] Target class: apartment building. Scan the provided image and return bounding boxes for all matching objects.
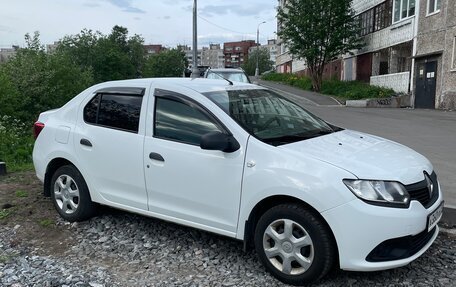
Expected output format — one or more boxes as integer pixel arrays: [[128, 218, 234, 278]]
[[248, 39, 279, 63], [0, 46, 18, 63], [414, 0, 455, 109], [223, 40, 256, 68], [201, 44, 225, 68], [343, 0, 417, 95], [276, 0, 456, 108]]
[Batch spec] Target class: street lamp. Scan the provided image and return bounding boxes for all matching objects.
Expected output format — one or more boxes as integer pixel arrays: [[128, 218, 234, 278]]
[[192, 0, 199, 78], [255, 21, 266, 77]]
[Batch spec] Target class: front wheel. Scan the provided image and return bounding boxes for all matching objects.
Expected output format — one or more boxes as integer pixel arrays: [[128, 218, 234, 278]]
[[254, 204, 336, 285], [50, 165, 97, 222]]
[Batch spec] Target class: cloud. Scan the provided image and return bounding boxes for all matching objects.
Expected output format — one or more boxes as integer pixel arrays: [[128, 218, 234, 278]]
[[105, 0, 146, 14], [83, 2, 100, 8], [199, 4, 272, 17], [0, 25, 12, 32]]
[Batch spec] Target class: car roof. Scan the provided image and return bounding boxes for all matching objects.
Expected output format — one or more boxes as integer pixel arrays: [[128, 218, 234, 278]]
[[208, 68, 245, 73], [96, 78, 259, 94]]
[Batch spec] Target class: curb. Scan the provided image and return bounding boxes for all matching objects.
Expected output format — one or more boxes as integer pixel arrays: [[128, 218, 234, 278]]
[[442, 207, 456, 227]]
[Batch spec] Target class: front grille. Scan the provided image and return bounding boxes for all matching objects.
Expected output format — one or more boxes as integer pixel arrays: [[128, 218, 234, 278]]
[[406, 172, 439, 209], [366, 227, 437, 262]]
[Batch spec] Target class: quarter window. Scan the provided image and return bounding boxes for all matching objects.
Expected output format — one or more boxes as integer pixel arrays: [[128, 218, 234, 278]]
[[393, 0, 415, 22], [428, 0, 441, 15], [154, 97, 222, 146], [83, 93, 143, 133]]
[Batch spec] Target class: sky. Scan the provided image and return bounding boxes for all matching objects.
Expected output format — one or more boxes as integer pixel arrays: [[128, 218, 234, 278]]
[[0, 0, 278, 48]]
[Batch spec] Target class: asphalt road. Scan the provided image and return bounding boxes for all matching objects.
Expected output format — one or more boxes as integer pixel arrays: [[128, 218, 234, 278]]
[[259, 80, 456, 209]]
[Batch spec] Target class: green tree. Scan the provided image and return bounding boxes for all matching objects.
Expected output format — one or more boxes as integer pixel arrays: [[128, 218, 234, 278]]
[[0, 32, 93, 121], [277, 0, 362, 92], [242, 48, 274, 76], [58, 26, 145, 82], [143, 49, 188, 78]]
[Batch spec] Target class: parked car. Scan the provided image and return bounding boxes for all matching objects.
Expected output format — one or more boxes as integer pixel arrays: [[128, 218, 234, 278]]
[[204, 68, 251, 83], [33, 78, 444, 285]]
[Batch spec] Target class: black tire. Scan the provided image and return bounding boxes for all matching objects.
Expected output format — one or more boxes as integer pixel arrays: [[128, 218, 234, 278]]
[[254, 204, 336, 285], [50, 165, 97, 222]]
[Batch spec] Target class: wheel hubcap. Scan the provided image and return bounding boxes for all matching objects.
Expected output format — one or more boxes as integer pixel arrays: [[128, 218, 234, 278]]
[[263, 219, 314, 275], [53, 175, 80, 214]]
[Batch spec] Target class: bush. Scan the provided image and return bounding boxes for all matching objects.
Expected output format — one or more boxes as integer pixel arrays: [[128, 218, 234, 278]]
[[262, 73, 312, 90], [321, 80, 395, 100], [0, 115, 34, 172], [262, 73, 396, 100]]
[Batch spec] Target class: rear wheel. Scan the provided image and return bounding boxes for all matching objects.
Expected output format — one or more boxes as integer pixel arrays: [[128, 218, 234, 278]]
[[50, 165, 97, 222], [254, 204, 336, 285]]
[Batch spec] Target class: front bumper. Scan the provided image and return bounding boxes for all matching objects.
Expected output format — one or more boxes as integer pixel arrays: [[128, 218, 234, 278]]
[[321, 188, 443, 271]]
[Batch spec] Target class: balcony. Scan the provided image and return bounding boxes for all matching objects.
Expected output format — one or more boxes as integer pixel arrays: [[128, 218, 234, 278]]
[[370, 72, 410, 93]]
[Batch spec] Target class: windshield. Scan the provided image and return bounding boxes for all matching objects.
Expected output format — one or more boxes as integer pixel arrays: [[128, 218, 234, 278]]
[[203, 89, 337, 146], [206, 71, 250, 83]]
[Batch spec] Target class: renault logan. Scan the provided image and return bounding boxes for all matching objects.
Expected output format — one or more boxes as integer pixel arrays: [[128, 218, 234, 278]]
[[32, 78, 444, 285]]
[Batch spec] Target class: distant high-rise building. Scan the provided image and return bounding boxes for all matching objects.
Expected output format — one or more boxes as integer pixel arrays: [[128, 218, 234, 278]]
[[201, 44, 224, 68], [223, 40, 256, 68]]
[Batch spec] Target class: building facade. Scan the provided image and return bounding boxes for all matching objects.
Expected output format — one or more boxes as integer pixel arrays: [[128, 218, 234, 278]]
[[223, 40, 256, 68], [276, 0, 456, 109], [344, 0, 417, 94], [201, 44, 225, 68], [178, 45, 202, 68], [0, 46, 18, 63], [144, 44, 165, 56], [414, 0, 455, 109], [248, 39, 279, 64]]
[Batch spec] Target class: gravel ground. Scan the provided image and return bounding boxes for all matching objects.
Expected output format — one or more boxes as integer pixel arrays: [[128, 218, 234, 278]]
[[1, 207, 455, 287]]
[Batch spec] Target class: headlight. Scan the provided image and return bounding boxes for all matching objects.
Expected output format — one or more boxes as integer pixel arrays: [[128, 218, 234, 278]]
[[343, 179, 410, 207]]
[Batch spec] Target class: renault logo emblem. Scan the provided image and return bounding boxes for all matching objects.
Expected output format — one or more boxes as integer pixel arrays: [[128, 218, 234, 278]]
[[424, 173, 434, 197]]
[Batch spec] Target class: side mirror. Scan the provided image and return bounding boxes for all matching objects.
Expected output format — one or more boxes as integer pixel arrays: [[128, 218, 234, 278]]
[[200, 132, 240, 153]]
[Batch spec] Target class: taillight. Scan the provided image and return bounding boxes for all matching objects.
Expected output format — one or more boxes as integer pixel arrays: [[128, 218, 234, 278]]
[[33, 122, 45, 139]]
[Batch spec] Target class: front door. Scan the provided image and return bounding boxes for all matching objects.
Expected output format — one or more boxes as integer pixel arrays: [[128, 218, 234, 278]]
[[415, 61, 437, 109], [144, 90, 247, 234]]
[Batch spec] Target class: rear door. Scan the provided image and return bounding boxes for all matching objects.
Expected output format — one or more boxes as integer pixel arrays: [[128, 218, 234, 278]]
[[143, 87, 248, 234], [74, 86, 149, 210]]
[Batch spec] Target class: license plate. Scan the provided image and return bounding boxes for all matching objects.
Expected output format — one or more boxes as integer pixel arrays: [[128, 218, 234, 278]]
[[427, 201, 444, 232]]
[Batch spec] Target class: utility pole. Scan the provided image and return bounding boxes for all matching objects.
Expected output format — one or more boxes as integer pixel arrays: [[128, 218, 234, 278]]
[[192, 0, 199, 78], [255, 21, 266, 77]]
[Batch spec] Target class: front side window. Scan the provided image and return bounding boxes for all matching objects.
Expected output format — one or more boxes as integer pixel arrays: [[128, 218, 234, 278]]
[[394, 0, 415, 22], [428, 0, 441, 15], [83, 93, 143, 133], [154, 97, 222, 146], [204, 89, 336, 146]]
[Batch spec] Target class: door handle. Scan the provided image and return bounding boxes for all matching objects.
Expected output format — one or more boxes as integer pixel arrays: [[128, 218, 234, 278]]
[[80, 138, 92, 147], [149, 152, 164, 162]]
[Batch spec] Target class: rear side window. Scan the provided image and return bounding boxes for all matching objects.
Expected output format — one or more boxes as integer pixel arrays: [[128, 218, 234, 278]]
[[154, 97, 222, 145], [83, 93, 143, 133]]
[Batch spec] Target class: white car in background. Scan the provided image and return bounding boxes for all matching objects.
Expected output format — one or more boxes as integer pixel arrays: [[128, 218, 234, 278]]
[[33, 78, 444, 285], [204, 68, 251, 83]]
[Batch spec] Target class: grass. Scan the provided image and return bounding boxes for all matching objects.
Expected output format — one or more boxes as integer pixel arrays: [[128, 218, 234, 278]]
[[15, 190, 29, 198], [261, 72, 396, 100], [0, 209, 11, 219], [0, 115, 35, 173], [39, 219, 54, 227]]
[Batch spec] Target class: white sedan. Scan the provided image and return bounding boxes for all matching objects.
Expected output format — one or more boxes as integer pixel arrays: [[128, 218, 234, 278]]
[[32, 78, 444, 285]]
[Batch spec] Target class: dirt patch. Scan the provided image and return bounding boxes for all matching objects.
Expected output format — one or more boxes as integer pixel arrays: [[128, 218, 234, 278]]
[[0, 171, 75, 255]]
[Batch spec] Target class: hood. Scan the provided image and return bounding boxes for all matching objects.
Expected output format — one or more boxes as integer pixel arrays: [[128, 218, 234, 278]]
[[281, 130, 432, 185]]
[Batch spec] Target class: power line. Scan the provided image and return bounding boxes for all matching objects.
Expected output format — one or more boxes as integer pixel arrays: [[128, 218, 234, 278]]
[[197, 15, 253, 36]]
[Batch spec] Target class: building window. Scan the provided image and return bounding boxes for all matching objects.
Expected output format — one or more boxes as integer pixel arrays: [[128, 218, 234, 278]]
[[393, 0, 415, 22], [357, 0, 392, 37], [427, 0, 441, 15]]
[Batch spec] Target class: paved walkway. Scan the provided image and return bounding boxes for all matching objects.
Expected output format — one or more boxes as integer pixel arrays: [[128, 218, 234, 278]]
[[257, 79, 341, 106]]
